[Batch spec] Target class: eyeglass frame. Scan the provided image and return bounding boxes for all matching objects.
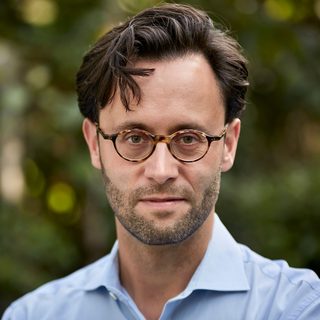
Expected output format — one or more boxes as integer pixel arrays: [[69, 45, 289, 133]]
[[95, 122, 228, 163]]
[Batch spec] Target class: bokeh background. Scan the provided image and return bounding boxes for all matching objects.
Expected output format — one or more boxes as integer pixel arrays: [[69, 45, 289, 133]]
[[1, 0, 320, 314]]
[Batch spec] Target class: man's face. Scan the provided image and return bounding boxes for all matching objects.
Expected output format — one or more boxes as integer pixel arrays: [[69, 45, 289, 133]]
[[83, 54, 240, 245]]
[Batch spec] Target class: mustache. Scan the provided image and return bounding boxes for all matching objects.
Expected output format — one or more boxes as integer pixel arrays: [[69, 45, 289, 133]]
[[128, 183, 195, 207], [129, 183, 193, 203]]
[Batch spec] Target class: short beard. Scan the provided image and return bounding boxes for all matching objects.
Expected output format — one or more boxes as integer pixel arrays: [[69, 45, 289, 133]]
[[100, 164, 220, 246]]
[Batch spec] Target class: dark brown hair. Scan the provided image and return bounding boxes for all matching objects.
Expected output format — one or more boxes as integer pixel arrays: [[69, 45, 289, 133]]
[[76, 3, 249, 123]]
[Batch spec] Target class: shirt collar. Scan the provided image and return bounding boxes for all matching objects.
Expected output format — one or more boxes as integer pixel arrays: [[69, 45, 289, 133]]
[[82, 242, 121, 291], [83, 214, 250, 293], [187, 214, 250, 292]]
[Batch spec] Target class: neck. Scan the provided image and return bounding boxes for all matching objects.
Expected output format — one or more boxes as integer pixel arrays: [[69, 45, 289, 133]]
[[116, 212, 214, 320]]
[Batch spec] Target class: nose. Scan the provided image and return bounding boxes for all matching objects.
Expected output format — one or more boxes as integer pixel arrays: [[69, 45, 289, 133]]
[[144, 143, 179, 184]]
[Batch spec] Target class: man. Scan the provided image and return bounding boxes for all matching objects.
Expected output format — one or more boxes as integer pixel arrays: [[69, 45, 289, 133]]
[[3, 3, 320, 320]]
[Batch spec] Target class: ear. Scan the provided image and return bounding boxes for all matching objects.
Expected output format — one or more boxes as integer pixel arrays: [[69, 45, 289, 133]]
[[221, 118, 241, 172], [82, 118, 101, 169]]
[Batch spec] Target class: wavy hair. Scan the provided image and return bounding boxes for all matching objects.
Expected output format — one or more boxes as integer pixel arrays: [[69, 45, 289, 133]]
[[76, 3, 249, 123]]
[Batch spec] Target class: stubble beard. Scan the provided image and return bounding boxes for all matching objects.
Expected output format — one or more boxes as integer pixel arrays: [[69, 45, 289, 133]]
[[100, 164, 221, 246]]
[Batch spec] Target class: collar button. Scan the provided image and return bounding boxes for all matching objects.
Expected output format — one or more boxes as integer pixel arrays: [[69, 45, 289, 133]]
[[109, 291, 118, 300]]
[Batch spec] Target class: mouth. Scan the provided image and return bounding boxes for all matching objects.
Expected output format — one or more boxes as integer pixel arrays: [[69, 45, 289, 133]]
[[140, 195, 186, 202], [138, 195, 187, 209]]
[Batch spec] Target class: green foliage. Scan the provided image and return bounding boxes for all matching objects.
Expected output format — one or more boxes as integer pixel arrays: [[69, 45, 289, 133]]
[[219, 163, 320, 268], [1, 0, 319, 314]]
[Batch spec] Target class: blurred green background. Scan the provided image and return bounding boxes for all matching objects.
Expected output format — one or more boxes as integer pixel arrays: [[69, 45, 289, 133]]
[[1, 0, 320, 314]]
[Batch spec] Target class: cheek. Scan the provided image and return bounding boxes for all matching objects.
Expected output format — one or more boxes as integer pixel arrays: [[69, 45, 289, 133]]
[[101, 153, 139, 190], [183, 167, 213, 193], [183, 160, 222, 199], [186, 152, 222, 181]]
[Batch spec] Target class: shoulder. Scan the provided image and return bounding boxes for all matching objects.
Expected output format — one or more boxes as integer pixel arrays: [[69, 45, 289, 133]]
[[239, 244, 320, 319], [2, 254, 112, 320], [240, 244, 320, 288]]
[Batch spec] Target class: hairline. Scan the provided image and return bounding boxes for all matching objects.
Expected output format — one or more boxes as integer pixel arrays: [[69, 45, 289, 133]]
[[103, 51, 227, 121]]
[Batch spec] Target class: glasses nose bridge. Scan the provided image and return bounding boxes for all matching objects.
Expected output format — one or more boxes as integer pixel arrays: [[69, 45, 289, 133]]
[[153, 134, 172, 145], [150, 134, 174, 158]]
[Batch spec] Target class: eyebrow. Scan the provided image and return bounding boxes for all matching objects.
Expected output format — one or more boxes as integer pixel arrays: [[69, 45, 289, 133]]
[[112, 121, 152, 133], [112, 121, 214, 134]]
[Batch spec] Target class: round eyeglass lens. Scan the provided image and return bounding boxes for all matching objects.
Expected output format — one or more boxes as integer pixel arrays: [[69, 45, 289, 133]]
[[171, 130, 208, 161], [116, 130, 153, 160]]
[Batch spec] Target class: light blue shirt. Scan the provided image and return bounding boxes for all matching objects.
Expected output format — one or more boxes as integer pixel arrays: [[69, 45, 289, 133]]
[[3, 215, 320, 319]]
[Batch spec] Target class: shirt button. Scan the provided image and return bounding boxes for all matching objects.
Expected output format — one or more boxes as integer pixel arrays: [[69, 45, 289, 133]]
[[109, 291, 118, 300]]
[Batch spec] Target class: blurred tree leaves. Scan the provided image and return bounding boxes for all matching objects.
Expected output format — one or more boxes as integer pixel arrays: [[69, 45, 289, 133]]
[[1, 0, 320, 314]]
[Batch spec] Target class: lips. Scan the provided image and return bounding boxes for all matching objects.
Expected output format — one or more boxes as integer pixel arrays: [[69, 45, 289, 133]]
[[139, 195, 185, 202], [137, 195, 187, 210]]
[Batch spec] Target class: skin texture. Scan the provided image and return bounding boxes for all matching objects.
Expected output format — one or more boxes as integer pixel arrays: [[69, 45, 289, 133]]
[[100, 162, 221, 245], [83, 53, 241, 320]]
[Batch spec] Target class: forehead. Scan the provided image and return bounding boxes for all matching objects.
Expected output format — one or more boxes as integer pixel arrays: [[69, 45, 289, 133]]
[[100, 54, 225, 133]]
